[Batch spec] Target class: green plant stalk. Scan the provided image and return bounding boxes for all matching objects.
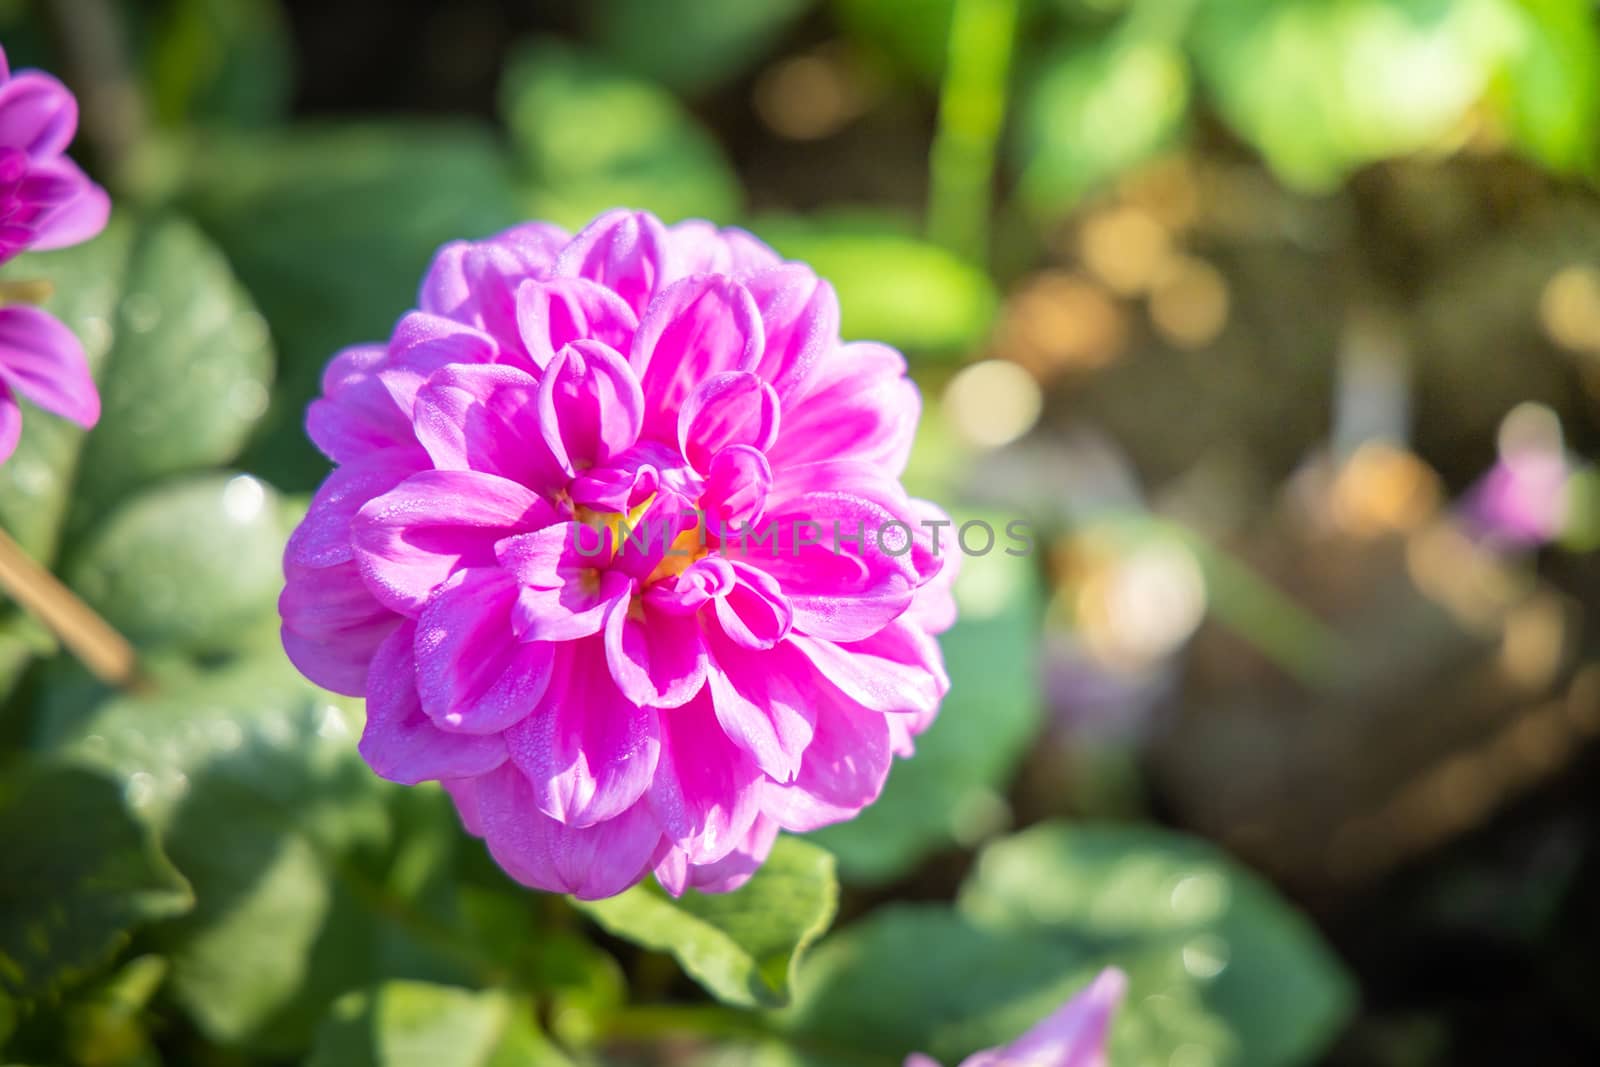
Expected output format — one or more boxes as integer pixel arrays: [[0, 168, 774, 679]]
[[928, 0, 1020, 263]]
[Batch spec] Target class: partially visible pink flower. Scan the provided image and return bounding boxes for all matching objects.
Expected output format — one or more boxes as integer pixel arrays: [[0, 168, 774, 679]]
[[282, 210, 956, 898], [906, 968, 1125, 1067], [0, 44, 108, 465], [1460, 448, 1570, 548]]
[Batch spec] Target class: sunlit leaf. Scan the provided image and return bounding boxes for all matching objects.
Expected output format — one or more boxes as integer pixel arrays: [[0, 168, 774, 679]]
[[573, 837, 838, 1009], [958, 822, 1356, 1067], [307, 982, 571, 1067], [755, 212, 998, 355]]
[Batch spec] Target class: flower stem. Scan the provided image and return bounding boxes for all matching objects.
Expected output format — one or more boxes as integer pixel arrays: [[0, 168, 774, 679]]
[[0, 527, 141, 689], [927, 0, 1021, 263]]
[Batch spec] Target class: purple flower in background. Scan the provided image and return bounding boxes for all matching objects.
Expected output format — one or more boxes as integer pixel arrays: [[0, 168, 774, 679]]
[[905, 968, 1125, 1067], [281, 209, 956, 899], [0, 45, 109, 464]]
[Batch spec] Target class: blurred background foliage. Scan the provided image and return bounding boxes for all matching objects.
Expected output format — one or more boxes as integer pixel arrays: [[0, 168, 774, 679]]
[[1, 0, 1600, 1063]]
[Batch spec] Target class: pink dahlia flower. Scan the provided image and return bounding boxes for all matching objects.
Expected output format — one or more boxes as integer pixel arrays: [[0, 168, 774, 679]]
[[0, 45, 109, 464], [905, 968, 1125, 1067], [281, 210, 956, 898]]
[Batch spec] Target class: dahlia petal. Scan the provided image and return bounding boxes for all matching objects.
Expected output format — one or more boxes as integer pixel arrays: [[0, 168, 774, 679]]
[[412, 362, 564, 487], [516, 276, 639, 371], [510, 570, 631, 643], [704, 631, 816, 783], [648, 690, 763, 864], [745, 266, 839, 400], [701, 445, 771, 530], [570, 460, 660, 513], [0, 305, 98, 427], [960, 968, 1125, 1067], [414, 568, 556, 734], [789, 618, 948, 715], [903, 498, 961, 635], [676, 370, 780, 474], [0, 71, 76, 157], [359, 622, 507, 784], [26, 158, 108, 251], [442, 777, 485, 836], [713, 559, 792, 651], [504, 637, 660, 827], [476, 763, 664, 899], [655, 814, 780, 896], [762, 699, 893, 832], [647, 555, 735, 615], [389, 310, 500, 374], [738, 493, 918, 642], [285, 448, 418, 569], [603, 591, 708, 708], [421, 222, 569, 337], [280, 559, 402, 696], [538, 339, 644, 472], [666, 220, 783, 280], [768, 341, 919, 474], [307, 344, 419, 463], [352, 469, 557, 615], [0, 383, 21, 465], [553, 209, 674, 317], [630, 274, 764, 442]]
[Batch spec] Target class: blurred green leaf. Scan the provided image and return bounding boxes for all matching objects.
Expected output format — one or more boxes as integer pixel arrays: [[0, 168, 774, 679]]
[[181, 123, 521, 492], [1490, 0, 1600, 175], [145, 0, 294, 127], [776, 903, 1225, 1066], [0, 215, 274, 703], [755, 212, 999, 354], [65, 474, 288, 655], [500, 40, 741, 232], [1190, 0, 1518, 188], [813, 524, 1042, 883], [0, 764, 192, 999], [573, 837, 838, 1009], [38, 651, 449, 1053], [1017, 32, 1189, 217], [958, 822, 1356, 1066], [307, 981, 570, 1067], [586, 0, 813, 94], [831, 0, 956, 81], [0, 216, 272, 561]]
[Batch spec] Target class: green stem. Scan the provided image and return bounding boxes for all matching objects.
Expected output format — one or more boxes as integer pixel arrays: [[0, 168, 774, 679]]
[[927, 0, 1021, 263]]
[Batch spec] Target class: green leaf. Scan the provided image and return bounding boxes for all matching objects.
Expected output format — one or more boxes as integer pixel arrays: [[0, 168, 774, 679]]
[[500, 40, 741, 232], [753, 213, 998, 355], [1190, 0, 1520, 189], [307, 982, 571, 1067], [812, 525, 1042, 883], [573, 836, 838, 1009], [181, 123, 521, 491], [41, 653, 421, 1052], [831, 0, 956, 82], [958, 822, 1356, 1066], [1490, 0, 1600, 175], [64, 474, 288, 655], [585, 0, 813, 94], [0, 764, 193, 999], [0, 215, 272, 561], [1017, 32, 1189, 218], [775, 904, 1229, 1066]]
